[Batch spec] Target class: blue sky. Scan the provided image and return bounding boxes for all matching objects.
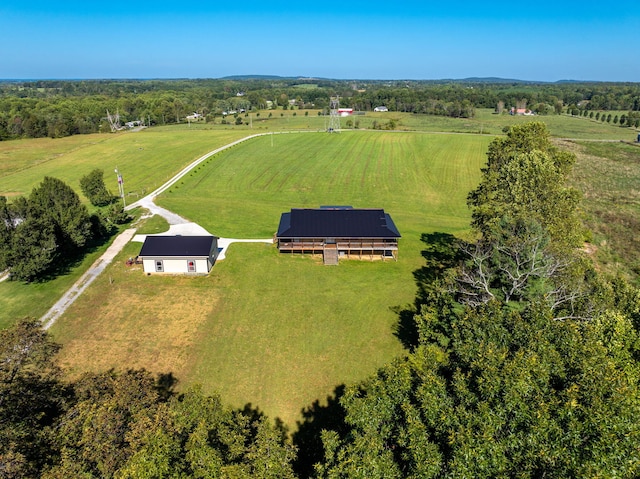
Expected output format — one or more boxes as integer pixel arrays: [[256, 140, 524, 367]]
[[1, 1, 639, 81]]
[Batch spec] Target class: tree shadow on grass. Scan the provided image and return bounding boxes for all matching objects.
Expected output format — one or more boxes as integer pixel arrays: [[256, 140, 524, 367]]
[[155, 372, 178, 401], [238, 403, 290, 443], [393, 232, 463, 350], [292, 384, 347, 479]]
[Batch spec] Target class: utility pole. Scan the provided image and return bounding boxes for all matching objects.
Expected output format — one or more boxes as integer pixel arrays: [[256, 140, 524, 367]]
[[114, 167, 126, 208]]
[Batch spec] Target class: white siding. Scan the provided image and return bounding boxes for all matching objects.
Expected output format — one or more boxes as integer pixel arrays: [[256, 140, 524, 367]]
[[142, 259, 156, 273], [142, 257, 211, 274]]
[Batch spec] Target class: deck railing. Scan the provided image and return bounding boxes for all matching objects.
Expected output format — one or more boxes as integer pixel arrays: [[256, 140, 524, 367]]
[[278, 239, 398, 251]]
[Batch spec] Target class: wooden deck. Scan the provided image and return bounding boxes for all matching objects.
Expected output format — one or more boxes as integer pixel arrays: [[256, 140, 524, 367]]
[[278, 238, 398, 262]]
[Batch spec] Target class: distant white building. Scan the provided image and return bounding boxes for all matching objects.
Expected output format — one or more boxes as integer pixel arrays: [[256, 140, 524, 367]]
[[338, 108, 353, 117], [374, 106, 388, 112]]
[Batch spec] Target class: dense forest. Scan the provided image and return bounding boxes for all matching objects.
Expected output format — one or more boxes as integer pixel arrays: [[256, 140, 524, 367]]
[[2, 123, 640, 477], [1, 78, 640, 140]]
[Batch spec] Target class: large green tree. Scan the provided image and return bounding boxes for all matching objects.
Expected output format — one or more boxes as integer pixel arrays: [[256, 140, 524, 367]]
[[317, 302, 640, 478], [29, 176, 92, 250], [467, 122, 581, 250], [7, 215, 58, 282], [44, 374, 296, 479], [458, 123, 594, 319], [0, 318, 66, 478], [79, 169, 115, 207], [3, 177, 95, 281]]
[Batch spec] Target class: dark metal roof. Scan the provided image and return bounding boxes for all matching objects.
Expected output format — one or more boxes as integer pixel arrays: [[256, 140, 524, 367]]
[[276, 208, 401, 238], [139, 236, 216, 257]]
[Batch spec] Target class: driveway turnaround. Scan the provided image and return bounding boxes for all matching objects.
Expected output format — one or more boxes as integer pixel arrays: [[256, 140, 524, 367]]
[[39, 134, 272, 329]]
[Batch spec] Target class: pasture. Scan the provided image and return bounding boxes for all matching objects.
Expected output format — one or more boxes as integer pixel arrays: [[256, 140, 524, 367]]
[[50, 131, 492, 428], [0, 128, 251, 199], [1, 111, 636, 428]]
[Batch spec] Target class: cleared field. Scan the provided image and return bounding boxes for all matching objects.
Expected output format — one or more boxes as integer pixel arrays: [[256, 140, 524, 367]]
[[51, 131, 492, 428], [6, 114, 630, 427], [0, 128, 251, 199], [156, 131, 488, 238]]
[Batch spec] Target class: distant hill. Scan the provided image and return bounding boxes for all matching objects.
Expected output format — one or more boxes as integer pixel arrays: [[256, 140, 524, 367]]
[[216, 75, 604, 85]]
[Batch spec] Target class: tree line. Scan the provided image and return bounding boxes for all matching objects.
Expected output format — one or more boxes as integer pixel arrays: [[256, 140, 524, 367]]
[[0, 171, 128, 282], [1, 79, 639, 140], [2, 123, 640, 477]]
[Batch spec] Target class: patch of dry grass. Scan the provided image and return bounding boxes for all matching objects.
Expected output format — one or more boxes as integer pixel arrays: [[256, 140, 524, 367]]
[[565, 140, 640, 282], [54, 247, 218, 380]]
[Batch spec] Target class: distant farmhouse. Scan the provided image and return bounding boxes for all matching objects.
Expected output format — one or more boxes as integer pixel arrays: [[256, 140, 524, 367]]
[[276, 207, 401, 265], [510, 107, 534, 116], [374, 106, 388, 112], [138, 236, 219, 274], [338, 108, 354, 117]]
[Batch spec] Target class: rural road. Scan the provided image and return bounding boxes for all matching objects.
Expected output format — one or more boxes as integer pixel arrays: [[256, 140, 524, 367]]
[[39, 133, 274, 329]]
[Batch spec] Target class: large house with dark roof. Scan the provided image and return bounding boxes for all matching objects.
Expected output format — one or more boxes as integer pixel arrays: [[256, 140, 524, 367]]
[[276, 207, 401, 264], [138, 235, 219, 274]]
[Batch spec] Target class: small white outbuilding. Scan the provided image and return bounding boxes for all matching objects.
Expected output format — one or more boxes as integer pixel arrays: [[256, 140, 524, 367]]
[[138, 235, 219, 274]]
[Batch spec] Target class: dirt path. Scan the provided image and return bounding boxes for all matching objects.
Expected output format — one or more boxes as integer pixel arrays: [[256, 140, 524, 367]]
[[41, 228, 137, 330]]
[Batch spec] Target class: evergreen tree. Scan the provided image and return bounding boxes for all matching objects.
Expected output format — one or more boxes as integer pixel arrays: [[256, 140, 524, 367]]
[[79, 169, 114, 207], [29, 176, 92, 250]]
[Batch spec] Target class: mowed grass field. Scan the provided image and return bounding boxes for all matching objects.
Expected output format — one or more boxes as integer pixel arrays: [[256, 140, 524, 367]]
[[50, 131, 492, 428], [0, 129, 252, 327], [3, 111, 634, 428]]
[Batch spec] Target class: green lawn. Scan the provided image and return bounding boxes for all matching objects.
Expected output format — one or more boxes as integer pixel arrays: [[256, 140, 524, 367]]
[[3, 113, 635, 429], [50, 130, 491, 428]]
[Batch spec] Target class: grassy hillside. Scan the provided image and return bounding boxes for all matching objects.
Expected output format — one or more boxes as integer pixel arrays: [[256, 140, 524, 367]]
[[0, 128, 250, 199]]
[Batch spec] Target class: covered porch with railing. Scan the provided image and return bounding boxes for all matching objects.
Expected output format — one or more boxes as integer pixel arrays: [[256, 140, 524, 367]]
[[277, 237, 399, 261]]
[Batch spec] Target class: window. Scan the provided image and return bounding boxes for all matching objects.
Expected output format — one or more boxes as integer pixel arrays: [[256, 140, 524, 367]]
[[155, 260, 164, 272], [187, 260, 196, 272]]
